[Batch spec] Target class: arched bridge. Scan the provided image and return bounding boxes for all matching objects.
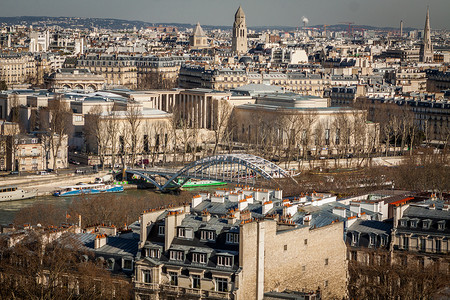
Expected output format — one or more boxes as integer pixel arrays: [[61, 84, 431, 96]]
[[123, 154, 298, 191]]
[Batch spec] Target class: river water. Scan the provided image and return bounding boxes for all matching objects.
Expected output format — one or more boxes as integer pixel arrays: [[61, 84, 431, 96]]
[[0, 185, 231, 225], [0, 189, 165, 225]]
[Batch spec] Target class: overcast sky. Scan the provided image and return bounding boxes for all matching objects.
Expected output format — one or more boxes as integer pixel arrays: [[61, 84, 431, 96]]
[[1, 0, 449, 29]]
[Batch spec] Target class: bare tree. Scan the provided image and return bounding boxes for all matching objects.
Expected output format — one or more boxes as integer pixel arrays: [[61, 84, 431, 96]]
[[85, 106, 109, 170], [105, 104, 120, 170], [42, 95, 73, 171], [211, 99, 233, 155], [125, 102, 143, 167]]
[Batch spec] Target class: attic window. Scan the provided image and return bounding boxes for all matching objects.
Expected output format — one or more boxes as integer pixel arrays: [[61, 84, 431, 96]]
[[399, 219, 407, 227], [217, 255, 232, 267], [438, 221, 445, 231], [226, 233, 239, 244], [192, 252, 207, 264], [170, 250, 184, 261], [352, 233, 359, 246], [423, 220, 431, 229], [410, 220, 417, 228], [369, 235, 376, 247], [123, 259, 133, 271], [178, 227, 193, 239], [158, 225, 165, 236], [201, 230, 215, 241], [148, 249, 160, 258]]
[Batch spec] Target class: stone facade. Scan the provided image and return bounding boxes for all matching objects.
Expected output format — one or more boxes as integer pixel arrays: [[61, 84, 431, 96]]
[[45, 68, 106, 91]]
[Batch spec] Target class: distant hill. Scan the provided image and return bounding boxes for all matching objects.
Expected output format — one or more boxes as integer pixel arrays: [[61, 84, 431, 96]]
[[0, 16, 418, 32]]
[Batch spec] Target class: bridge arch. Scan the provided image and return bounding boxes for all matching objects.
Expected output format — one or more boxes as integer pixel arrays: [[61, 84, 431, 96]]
[[124, 154, 297, 191]]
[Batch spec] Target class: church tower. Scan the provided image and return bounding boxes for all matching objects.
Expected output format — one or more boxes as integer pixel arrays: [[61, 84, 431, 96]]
[[190, 22, 208, 49], [419, 7, 433, 62], [232, 6, 247, 54]]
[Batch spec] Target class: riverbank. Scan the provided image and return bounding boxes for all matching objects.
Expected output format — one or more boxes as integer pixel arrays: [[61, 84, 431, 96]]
[[0, 171, 124, 196]]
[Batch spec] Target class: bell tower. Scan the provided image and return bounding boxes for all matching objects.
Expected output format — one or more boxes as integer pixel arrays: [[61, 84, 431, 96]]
[[232, 6, 248, 54]]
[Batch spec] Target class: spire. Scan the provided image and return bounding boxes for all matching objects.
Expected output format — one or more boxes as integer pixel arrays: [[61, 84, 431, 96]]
[[423, 6, 431, 43], [193, 22, 205, 37], [235, 6, 245, 18]]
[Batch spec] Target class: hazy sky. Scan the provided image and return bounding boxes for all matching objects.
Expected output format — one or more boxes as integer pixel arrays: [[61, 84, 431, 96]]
[[1, 0, 449, 29]]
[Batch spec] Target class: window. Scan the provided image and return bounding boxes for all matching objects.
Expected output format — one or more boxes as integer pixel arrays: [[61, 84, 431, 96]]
[[148, 249, 160, 258], [192, 274, 201, 289], [178, 227, 193, 239], [435, 239, 442, 253], [169, 272, 178, 286], [324, 280, 328, 287], [170, 251, 184, 261], [123, 259, 133, 270], [438, 221, 445, 231], [143, 270, 151, 283], [217, 255, 232, 267], [325, 258, 329, 265], [410, 220, 417, 228], [369, 235, 375, 247], [158, 226, 165, 236], [215, 277, 228, 292], [302, 265, 306, 272], [420, 239, 427, 251], [226, 233, 239, 244], [423, 220, 430, 229], [325, 129, 330, 145], [201, 230, 215, 241], [304, 239, 308, 245], [402, 236, 409, 250], [351, 251, 358, 261], [192, 253, 207, 264], [352, 233, 359, 245]]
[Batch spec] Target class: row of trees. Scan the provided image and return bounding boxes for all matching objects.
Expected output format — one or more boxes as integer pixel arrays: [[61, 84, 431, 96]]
[[0, 232, 131, 299]]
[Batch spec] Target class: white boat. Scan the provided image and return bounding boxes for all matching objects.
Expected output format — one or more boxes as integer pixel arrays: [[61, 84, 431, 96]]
[[53, 183, 124, 197], [0, 186, 37, 202]]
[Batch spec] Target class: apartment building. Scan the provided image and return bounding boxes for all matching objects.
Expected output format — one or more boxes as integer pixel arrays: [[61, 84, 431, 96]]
[[134, 187, 347, 300]]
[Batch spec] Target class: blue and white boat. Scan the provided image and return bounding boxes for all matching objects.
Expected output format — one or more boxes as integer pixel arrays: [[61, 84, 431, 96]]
[[53, 183, 124, 197]]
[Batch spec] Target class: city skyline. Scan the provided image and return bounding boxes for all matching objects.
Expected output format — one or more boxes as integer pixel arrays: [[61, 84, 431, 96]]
[[1, 0, 449, 30]]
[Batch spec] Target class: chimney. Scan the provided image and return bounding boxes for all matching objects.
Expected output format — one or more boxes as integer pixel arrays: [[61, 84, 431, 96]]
[[165, 210, 184, 251], [303, 214, 312, 226], [202, 211, 211, 222], [192, 195, 203, 208], [350, 203, 361, 216], [274, 189, 283, 200], [332, 207, 346, 218], [238, 199, 248, 211], [262, 201, 274, 215], [94, 234, 107, 249]]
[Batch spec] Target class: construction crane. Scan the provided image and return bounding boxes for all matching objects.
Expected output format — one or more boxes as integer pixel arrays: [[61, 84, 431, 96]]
[[339, 22, 355, 37]]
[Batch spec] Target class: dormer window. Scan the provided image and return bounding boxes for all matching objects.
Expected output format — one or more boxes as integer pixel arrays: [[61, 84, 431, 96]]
[[399, 219, 408, 227], [148, 249, 160, 258], [200, 230, 215, 241], [226, 233, 239, 244], [422, 220, 431, 229], [122, 259, 133, 271], [170, 250, 184, 261], [178, 227, 193, 239], [438, 221, 445, 231], [380, 235, 387, 247], [217, 255, 232, 267], [369, 235, 376, 247], [410, 220, 418, 228], [192, 252, 207, 264], [158, 225, 165, 236], [351, 232, 359, 246]]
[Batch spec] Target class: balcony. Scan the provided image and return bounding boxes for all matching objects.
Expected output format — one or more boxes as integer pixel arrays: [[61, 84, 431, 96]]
[[206, 291, 231, 299], [134, 282, 159, 291]]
